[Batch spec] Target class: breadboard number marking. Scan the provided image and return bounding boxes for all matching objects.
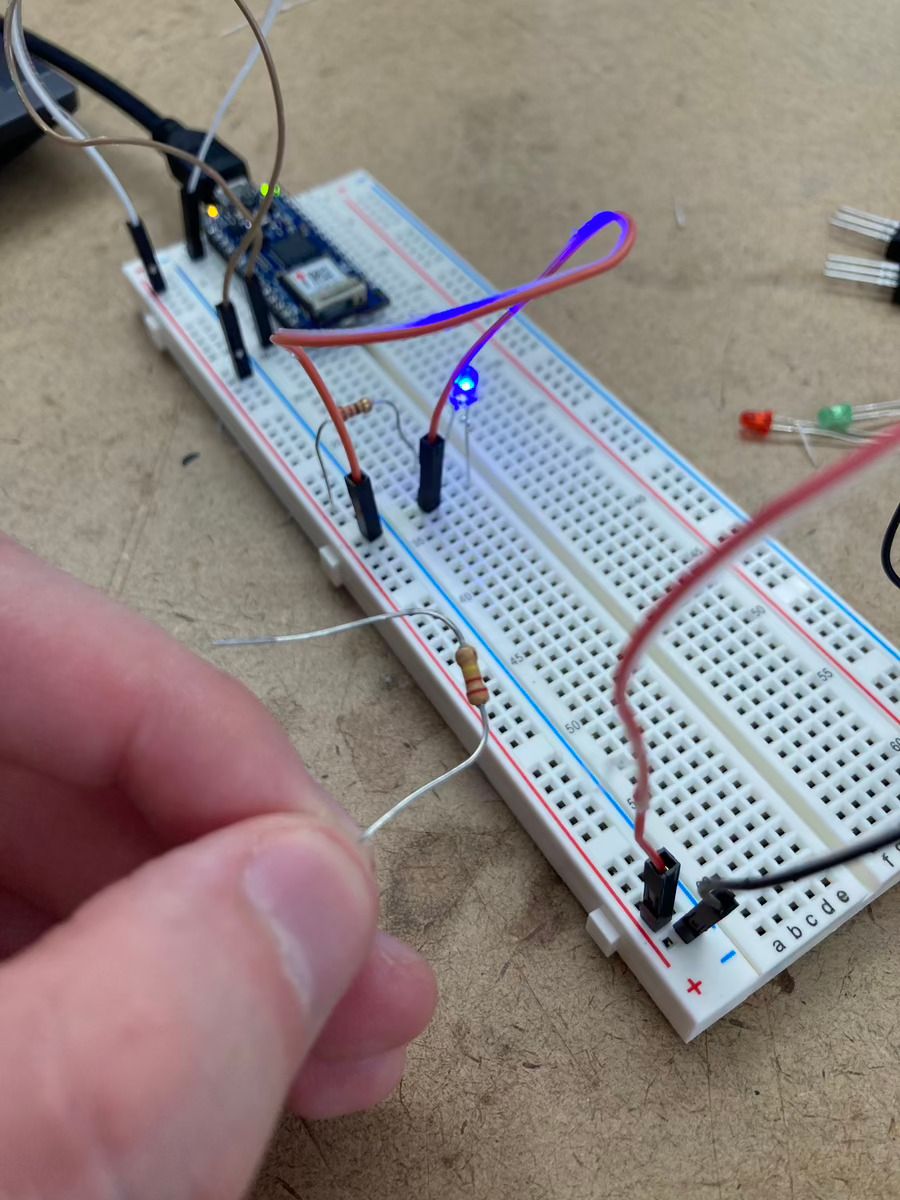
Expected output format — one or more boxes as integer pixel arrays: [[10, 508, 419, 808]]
[[889, 737, 900, 753], [509, 652, 526, 666], [564, 718, 584, 735], [746, 605, 766, 620], [816, 667, 834, 683]]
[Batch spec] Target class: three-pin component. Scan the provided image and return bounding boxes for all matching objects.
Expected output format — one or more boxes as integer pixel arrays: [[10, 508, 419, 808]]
[[638, 848, 737, 944], [825, 205, 900, 302]]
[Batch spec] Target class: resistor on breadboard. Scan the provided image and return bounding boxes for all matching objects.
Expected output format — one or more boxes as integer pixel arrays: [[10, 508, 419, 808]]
[[455, 644, 489, 707], [338, 396, 374, 419]]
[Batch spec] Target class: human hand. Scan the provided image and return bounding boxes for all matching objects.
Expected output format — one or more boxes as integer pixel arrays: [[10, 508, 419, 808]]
[[0, 536, 437, 1199]]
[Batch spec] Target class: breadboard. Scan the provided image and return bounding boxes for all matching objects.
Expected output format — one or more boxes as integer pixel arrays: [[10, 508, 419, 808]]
[[124, 171, 900, 1040]]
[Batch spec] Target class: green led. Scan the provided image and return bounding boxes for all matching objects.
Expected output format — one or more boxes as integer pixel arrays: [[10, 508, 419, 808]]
[[817, 403, 854, 431], [259, 182, 282, 198]]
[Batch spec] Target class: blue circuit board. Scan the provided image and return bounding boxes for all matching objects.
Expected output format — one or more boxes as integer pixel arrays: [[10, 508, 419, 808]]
[[202, 186, 389, 329]]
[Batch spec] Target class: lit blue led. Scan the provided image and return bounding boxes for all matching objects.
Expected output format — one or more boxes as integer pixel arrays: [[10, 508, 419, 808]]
[[450, 366, 479, 410]]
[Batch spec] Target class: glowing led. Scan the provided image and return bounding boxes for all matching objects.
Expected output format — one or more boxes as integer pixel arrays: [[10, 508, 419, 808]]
[[206, 204, 220, 219], [449, 366, 480, 410], [259, 183, 282, 198]]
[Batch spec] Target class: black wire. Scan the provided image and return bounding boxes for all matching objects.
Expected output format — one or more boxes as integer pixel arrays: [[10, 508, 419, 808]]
[[880, 500, 900, 592], [702, 818, 900, 896], [0, 19, 163, 133], [701, 505, 900, 899]]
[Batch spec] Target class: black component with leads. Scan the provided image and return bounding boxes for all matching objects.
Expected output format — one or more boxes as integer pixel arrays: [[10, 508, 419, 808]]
[[126, 219, 165, 293], [674, 883, 738, 944], [345, 473, 382, 542], [215, 300, 252, 380], [180, 186, 204, 260], [244, 273, 273, 345], [0, 45, 78, 164], [886, 229, 900, 264], [417, 434, 445, 513], [638, 848, 681, 932]]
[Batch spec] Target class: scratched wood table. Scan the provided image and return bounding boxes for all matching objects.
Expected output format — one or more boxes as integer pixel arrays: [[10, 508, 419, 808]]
[[3, 2, 900, 1196]]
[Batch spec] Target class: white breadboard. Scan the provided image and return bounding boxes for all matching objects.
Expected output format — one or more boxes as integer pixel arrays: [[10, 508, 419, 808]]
[[125, 172, 900, 1040]]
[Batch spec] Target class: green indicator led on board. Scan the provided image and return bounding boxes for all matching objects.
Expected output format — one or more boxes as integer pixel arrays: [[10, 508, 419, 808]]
[[260, 182, 282, 198]]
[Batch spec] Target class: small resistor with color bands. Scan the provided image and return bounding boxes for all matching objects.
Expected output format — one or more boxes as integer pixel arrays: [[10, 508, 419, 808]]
[[339, 397, 374, 420], [455, 645, 489, 707]]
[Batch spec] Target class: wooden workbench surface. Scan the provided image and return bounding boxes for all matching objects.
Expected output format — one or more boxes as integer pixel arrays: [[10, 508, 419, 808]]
[[3, 3, 900, 1196]]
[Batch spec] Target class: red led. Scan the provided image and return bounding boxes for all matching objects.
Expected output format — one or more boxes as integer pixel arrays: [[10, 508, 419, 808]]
[[739, 409, 774, 436]]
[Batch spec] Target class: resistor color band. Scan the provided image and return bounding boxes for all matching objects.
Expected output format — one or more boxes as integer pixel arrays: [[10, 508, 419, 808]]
[[339, 397, 374, 420], [455, 644, 489, 707]]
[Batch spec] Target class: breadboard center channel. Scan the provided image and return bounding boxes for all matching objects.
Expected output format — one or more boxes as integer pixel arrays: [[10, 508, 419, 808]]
[[125, 172, 900, 1041]]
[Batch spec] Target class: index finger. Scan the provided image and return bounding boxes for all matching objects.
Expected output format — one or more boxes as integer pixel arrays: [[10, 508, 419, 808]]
[[0, 536, 347, 842]]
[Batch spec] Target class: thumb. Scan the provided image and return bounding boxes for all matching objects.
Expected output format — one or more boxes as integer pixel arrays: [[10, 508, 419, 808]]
[[0, 815, 377, 1200]]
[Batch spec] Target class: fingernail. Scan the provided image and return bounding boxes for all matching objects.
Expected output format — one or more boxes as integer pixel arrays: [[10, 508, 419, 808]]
[[373, 930, 423, 969], [244, 828, 376, 1025]]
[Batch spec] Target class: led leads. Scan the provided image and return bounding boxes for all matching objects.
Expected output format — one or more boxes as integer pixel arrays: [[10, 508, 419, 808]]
[[740, 401, 900, 462], [739, 408, 868, 443], [817, 400, 900, 431]]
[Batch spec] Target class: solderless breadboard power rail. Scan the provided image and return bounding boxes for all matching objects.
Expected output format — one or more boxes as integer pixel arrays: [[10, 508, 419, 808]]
[[125, 172, 900, 1040]]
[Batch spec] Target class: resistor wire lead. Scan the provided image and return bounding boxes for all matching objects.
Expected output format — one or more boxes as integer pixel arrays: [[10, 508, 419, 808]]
[[215, 608, 491, 840], [314, 399, 415, 510]]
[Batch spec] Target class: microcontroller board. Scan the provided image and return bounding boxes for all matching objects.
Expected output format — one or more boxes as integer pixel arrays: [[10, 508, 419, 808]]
[[203, 182, 388, 328]]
